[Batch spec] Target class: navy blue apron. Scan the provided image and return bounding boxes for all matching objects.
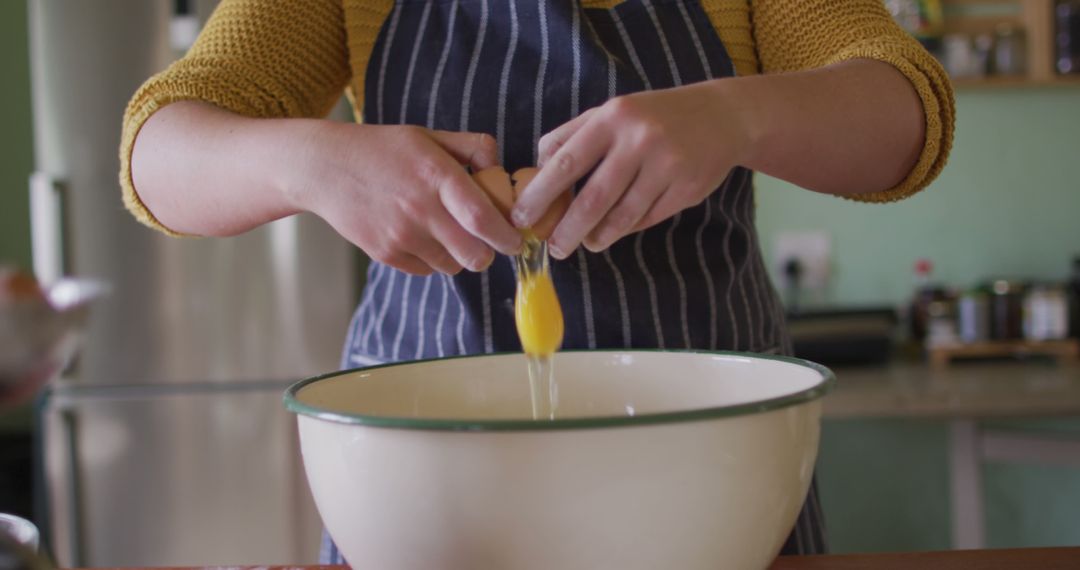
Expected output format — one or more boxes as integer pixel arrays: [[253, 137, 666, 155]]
[[328, 0, 826, 561]]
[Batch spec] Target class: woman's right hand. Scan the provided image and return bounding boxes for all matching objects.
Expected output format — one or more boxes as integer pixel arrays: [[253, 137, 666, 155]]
[[287, 122, 522, 275], [131, 101, 521, 276]]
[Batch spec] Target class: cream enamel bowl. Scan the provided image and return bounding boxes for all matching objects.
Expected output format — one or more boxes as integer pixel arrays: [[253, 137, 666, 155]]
[[285, 350, 834, 570]]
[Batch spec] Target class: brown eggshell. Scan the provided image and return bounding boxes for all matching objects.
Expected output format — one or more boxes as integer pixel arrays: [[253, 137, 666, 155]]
[[471, 166, 515, 219], [0, 268, 46, 305], [513, 167, 571, 242]]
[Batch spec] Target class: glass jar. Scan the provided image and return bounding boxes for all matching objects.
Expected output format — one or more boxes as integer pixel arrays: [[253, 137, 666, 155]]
[[993, 24, 1027, 76], [988, 279, 1026, 340], [1057, 0, 1080, 75], [958, 289, 990, 343], [1024, 284, 1070, 340]]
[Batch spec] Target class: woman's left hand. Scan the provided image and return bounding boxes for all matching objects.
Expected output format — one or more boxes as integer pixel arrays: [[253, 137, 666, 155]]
[[510, 80, 752, 260]]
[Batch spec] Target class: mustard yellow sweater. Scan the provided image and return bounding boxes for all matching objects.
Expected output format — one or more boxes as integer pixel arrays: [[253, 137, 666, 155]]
[[121, 0, 955, 232]]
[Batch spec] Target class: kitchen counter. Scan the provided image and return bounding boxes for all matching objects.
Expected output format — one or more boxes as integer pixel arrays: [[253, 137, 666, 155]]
[[768, 546, 1080, 568], [820, 358, 1080, 552], [823, 360, 1080, 419], [75, 547, 1080, 569]]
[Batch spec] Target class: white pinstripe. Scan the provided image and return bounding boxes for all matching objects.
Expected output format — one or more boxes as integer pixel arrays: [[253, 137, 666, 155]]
[[496, 0, 521, 164], [364, 2, 403, 360], [373, 269, 397, 357], [415, 0, 460, 361], [695, 197, 719, 348], [642, 0, 682, 85], [610, 9, 664, 347], [674, 0, 720, 350], [358, 262, 385, 349], [387, 4, 433, 361], [570, 5, 581, 121], [533, 0, 550, 151], [449, 276, 467, 354], [600, 52, 631, 348], [602, 251, 632, 347], [375, 3, 403, 123], [634, 232, 665, 349], [413, 275, 433, 359], [486, 0, 521, 354], [398, 1, 433, 124], [641, 1, 691, 348], [459, 0, 489, 131], [748, 250, 771, 350], [665, 214, 692, 348], [716, 184, 739, 349], [731, 185, 755, 350], [610, 9, 652, 89], [427, 0, 460, 128], [391, 274, 414, 360], [675, 1, 712, 79], [565, 7, 598, 349], [339, 302, 366, 367], [434, 275, 450, 357]]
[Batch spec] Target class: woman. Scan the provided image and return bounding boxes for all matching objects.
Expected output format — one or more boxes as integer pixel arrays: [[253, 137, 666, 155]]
[[121, 0, 954, 560]]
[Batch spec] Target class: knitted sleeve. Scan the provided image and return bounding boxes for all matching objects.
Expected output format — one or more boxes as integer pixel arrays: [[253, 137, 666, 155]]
[[746, 0, 955, 202], [118, 0, 353, 232]]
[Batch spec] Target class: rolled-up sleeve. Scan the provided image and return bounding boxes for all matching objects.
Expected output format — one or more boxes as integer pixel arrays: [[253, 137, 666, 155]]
[[751, 0, 956, 202], [118, 0, 352, 232]]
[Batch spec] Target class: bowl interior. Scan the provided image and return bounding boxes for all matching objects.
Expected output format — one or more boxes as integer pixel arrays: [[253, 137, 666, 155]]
[[288, 351, 832, 428]]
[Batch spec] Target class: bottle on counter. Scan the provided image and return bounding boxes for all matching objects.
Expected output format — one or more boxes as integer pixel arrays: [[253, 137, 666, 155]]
[[909, 258, 949, 341], [958, 287, 991, 343], [1024, 283, 1069, 341], [988, 279, 1026, 341], [1068, 256, 1080, 338]]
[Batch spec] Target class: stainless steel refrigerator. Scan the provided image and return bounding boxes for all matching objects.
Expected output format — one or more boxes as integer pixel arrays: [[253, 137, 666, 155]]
[[27, 1, 360, 566]]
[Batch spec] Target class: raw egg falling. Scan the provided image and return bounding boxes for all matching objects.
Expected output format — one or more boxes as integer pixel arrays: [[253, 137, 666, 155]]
[[473, 166, 571, 419]]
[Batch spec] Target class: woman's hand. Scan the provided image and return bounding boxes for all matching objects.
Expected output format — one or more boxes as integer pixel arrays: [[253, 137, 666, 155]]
[[510, 60, 927, 261], [510, 81, 752, 259], [288, 123, 522, 275], [132, 102, 522, 276]]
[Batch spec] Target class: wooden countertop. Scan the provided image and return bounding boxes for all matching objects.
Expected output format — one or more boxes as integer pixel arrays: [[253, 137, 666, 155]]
[[823, 360, 1080, 420], [77, 547, 1080, 569], [768, 546, 1080, 568]]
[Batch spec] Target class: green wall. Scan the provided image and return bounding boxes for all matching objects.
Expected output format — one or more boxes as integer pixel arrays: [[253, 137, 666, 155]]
[[0, 0, 33, 270], [757, 87, 1080, 553], [757, 88, 1080, 306]]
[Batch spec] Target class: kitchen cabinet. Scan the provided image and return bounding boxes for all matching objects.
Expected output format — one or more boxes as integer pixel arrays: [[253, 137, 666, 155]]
[[825, 360, 1080, 550]]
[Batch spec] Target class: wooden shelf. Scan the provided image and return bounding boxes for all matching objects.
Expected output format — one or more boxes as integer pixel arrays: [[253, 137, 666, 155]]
[[939, 0, 1080, 89], [952, 74, 1080, 89], [927, 338, 1080, 368]]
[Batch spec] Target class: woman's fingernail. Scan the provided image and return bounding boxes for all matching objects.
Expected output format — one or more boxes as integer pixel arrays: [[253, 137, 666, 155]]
[[511, 208, 531, 228], [549, 244, 566, 260]]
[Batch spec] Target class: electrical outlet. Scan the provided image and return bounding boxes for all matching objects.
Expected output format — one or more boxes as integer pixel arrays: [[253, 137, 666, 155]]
[[773, 231, 831, 291]]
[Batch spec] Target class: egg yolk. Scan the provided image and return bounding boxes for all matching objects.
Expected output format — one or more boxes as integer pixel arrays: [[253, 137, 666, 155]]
[[514, 269, 564, 357]]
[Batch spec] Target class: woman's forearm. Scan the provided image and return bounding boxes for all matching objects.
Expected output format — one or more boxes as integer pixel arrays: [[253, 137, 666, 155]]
[[721, 58, 925, 196], [130, 101, 314, 236]]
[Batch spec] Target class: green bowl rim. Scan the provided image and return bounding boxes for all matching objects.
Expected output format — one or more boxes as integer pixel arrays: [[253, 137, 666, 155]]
[[283, 349, 836, 432]]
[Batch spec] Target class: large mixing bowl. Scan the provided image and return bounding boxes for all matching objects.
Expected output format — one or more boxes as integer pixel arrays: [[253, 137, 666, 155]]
[[285, 350, 833, 570]]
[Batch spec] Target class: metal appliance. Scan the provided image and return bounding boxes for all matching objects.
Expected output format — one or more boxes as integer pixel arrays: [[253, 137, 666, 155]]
[[27, 1, 360, 566]]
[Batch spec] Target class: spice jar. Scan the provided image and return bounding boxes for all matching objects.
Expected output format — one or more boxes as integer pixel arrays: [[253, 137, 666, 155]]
[[958, 289, 990, 343], [1024, 283, 1069, 340], [993, 24, 1027, 76], [1057, 0, 1080, 75], [988, 279, 1026, 340]]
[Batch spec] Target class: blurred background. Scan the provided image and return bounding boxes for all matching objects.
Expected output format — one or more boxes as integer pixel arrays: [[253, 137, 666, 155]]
[[1, 0, 1079, 566]]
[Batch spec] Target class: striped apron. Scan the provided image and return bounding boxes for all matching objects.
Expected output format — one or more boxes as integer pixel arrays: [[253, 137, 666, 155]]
[[327, 0, 826, 561]]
